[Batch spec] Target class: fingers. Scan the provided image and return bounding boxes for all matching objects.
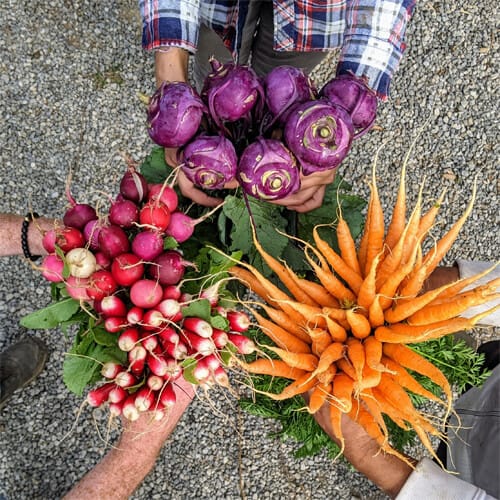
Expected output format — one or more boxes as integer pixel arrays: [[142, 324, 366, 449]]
[[164, 147, 179, 168], [177, 172, 224, 207]]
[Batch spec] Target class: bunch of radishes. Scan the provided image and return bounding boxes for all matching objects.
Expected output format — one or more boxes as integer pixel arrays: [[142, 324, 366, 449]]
[[39, 161, 254, 421]]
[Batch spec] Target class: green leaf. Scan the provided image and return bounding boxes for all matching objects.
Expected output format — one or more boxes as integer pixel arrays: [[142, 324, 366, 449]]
[[92, 325, 118, 347], [163, 236, 179, 250], [182, 359, 199, 385], [181, 299, 211, 321], [139, 146, 170, 183], [210, 315, 229, 331], [63, 352, 100, 396], [55, 246, 71, 279], [20, 297, 81, 329]]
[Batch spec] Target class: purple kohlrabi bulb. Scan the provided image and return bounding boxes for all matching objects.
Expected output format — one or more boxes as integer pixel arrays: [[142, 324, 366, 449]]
[[147, 82, 206, 148]]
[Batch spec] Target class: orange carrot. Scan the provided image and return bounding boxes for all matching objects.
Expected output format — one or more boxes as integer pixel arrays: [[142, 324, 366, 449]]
[[228, 266, 271, 302], [357, 251, 382, 310], [331, 372, 355, 413], [417, 188, 446, 240], [314, 342, 345, 374], [236, 358, 306, 380], [313, 226, 363, 294], [348, 399, 386, 447], [325, 315, 348, 343], [336, 357, 357, 381], [383, 157, 407, 251], [363, 336, 385, 372], [368, 294, 385, 327], [371, 387, 411, 431], [317, 364, 337, 385], [383, 343, 452, 416], [336, 215, 362, 275], [304, 246, 357, 302], [249, 307, 311, 354], [308, 327, 332, 356], [265, 372, 318, 400], [328, 398, 345, 453], [258, 303, 311, 343], [279, 300, 327, 329], [358, 363, 382, 391], [345, 309, 372, 339], [308, 382, 332, 414], [346, 337, 365, 382], [296, 276, 339, 307], [265, 345, 318, 372]]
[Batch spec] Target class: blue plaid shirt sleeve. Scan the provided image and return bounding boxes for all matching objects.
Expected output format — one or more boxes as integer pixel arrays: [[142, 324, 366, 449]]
[[139, 0, 201, 52], [336, 0, 416, 99]]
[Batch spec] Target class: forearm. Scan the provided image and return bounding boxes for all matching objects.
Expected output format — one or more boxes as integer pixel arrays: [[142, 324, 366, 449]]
[[0, 213, 54, 257], [155, 48, 190, 86]]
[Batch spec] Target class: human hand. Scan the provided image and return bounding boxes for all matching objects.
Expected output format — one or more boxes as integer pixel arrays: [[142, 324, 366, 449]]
[[269, 168, 337, 212]]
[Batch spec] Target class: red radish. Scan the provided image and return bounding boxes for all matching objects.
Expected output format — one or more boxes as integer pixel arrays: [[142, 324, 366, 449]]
[[114, 371, 137, 388], [87, 270, 117, 300], [227, 310, 251, 333], [227, 333, 255, 355], [101, 362, 122, 379], [152, 407, 166, 421], [100, 295, 127, 317], [181, 329, 215, 356], [158, 383, 176, 408], [83, 219, 103, 250], [118, 327, 140, 352], [142, 309, 165, 331], [182, 317, 213, 338], [42, 229, 57, 253], [147, 375, 165, 391], [162, 284, 182, 300], [65, 276, 90, 301], [164, 357, 183, 380], [147, 183, 178, 212], [122, 395, 140, 421], [109, 385, 127, 403], [94, 252, 111, 270], [147, 352, 169, 377], [87, 383, 114, 407], [149, 250, 192, 286], [109, 401, 123, 417], [213, 366, 230, 387], [200, 282, 223, 307], [204, 353, 222, 372], [130, 279, 163, 308], [63, 203, 97, 231], [111, 253, 144, 286], [141, 331, 159, 351], [65, 247, 97, 278], [134, 387, 156, 412], [164, 340, 188, 360], [98, 225, 130, 258], [104, 316, 127, 333], [139, 201, 171, 232], [55, 227, 86, 253], [109, 198, 139, 228], [128, 345, 147, 375], [193, 358, 210, 382], [40, 254, 64, 282], [120, 163, 148, 203], [179, 292, 193, 304], [126, 306, 144, 325], [155, 299, 182, 320], [158, 326, 180, 346], [131, 230, 164, 261], [212, 328, 229, 348], [213, 305, 227, 318]]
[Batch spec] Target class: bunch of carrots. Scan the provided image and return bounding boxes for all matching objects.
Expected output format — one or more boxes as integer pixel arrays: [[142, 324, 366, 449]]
[[228, 160, 499, 465]]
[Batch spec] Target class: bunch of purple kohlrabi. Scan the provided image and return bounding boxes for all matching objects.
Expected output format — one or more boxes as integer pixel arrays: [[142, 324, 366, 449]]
[[145, 60, 378, 202]]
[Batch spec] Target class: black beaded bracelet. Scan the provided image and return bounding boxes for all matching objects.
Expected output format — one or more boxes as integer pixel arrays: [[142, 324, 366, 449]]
[[21, 212, 41, 261]]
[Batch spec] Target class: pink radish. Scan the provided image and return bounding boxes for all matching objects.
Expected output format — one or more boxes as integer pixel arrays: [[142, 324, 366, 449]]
[[164, 204, 222, 243], [87, 383, 114, 407], [227, 310, 251, 333], [130, 279, 163, 308], [94, 252, 111, 270], [40, 254, 64, 282], [109, 198, 139, 228], [118, 327, 140, 352], [111, 253, 144, 286], [131, 230, 164, 261], [100, 295, 127, 317], [182, 317, 213, 338], [98, 225, 130, 258], [147, 183, 178, 212], [162, 284, 182, 300], [65, 276, 90, 301], [87, 270, 117, 300]]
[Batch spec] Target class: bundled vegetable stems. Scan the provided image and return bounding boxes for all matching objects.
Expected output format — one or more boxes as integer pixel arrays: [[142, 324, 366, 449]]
[[229, 162, 499, 466]]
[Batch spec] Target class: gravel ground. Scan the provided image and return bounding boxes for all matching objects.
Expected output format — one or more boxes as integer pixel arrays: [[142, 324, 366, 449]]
[[0, 1, 498, 499]]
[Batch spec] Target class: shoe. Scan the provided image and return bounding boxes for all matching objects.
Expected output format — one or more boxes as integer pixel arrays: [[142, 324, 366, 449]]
[[0, 336, 48, 410]]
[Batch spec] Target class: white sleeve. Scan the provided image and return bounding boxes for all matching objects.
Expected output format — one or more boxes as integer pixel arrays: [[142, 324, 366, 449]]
[[395, 458, 496, 500], [456, 259, 500, 327]]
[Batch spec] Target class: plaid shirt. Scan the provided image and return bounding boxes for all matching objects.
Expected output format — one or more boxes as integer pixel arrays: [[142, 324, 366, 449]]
[[139, 0, 416, 99]]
